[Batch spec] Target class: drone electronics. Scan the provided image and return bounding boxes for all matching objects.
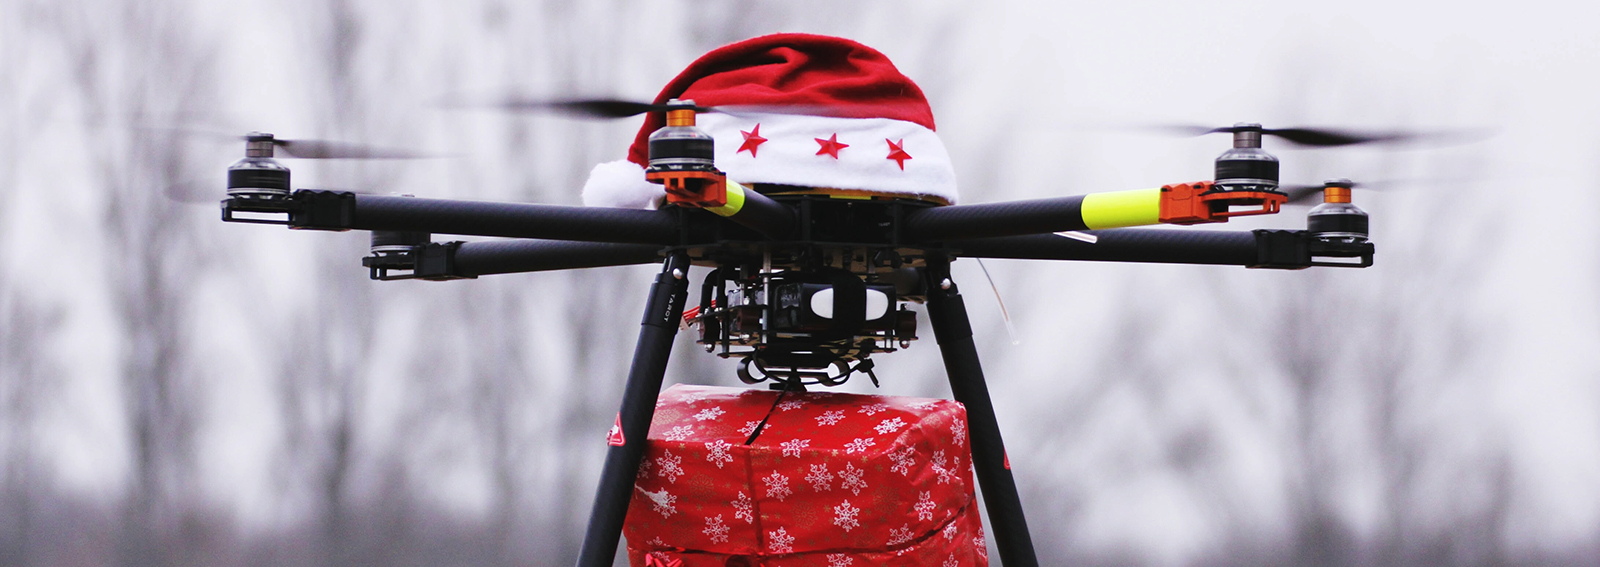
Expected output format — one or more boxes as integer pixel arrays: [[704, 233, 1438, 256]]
[[211, 34, 1412, 567]]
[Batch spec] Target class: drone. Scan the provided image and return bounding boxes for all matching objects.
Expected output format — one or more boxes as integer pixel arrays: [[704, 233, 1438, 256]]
[[215, 93, 1393, 566]]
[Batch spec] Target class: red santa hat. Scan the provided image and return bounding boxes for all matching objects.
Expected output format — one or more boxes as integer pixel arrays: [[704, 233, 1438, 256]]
[[581, 34, 959, 209]]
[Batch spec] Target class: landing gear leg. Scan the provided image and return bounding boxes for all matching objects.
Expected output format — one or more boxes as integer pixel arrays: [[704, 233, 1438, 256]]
[[574, 252, 691, 567], [924, 256, 1040, 567]]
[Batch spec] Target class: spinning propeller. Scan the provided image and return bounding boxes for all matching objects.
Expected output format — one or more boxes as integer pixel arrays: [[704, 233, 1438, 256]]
[[1280, 179, 1372, 205], [251, 135, 436, 160], [157, 130, 434, 204], [446, 96, 838, 120], [147, 126, 439, 159], [1155, 122, 1488, 147]]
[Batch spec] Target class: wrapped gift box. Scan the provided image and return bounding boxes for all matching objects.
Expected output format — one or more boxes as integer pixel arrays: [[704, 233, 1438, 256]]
[[624, 384, 989, 566]]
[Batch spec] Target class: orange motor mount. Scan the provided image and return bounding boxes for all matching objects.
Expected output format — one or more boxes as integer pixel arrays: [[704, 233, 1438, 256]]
[[1158, 181, 1288, 225], [643, 99, 728, 208]]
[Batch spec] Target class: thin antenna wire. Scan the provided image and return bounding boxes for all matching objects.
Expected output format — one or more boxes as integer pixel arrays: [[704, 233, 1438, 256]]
[[975, 259, 1020, 345]]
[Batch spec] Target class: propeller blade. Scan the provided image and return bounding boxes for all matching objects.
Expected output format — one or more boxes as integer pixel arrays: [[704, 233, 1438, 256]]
[[1279, 184, 1328, 205], [162, 179, 220, 204], [1261, 127, 1418, 147], [444, 96, 854, 120], [1133, 123, 1491, 148], [272, 138, 437, 159], [1280, 177, 1474, 205], [447, 97, 709, 118], [478, 98, 702, 118], [141, 124, 443, 159]]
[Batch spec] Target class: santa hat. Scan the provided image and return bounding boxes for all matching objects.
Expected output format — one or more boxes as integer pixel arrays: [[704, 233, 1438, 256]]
[[581, 34, 958, 209]]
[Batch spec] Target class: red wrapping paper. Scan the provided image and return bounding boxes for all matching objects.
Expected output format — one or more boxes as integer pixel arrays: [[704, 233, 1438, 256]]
[[625, 385, 989, 566]]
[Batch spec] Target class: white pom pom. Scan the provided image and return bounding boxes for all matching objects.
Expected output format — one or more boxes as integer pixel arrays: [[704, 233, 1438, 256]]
[[581, 160, 663, 209]]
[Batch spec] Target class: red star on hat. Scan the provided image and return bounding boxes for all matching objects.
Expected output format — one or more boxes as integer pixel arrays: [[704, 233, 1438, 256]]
[[738, 124, 767, 156], [814, 133, 849, 159], [886, 138, 912, 170]]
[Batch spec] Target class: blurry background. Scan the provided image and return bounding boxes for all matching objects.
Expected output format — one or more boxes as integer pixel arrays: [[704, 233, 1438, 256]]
[[2, 0, 1597, 565]]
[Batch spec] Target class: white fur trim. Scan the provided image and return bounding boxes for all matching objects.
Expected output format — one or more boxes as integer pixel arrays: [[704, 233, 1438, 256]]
[[581, 159, 663, 209], [698, 112, 958, 204]]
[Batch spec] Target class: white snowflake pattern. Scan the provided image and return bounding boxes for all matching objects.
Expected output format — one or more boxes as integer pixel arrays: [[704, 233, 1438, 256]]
[[950, 418, 967, 446], [779, 438, 811, 458], [844, 437, 876, 454], [681, 391, 709, 403], [636, 458, 653, 480], [889, 446, 917, 476], [942, 522, 958, 541], [857, 403, 890, 416], [974, 527, 986, 550], [908, 400, 939, 410], [827, 553, 854, 567], [938, 454, 961, 485], [648, 536, 668, 547], [763, 471, 793, 501], [840, 462, 868, 495], [737, 420, 762, 436], [655, 451, 683, 483], [816, 410, 847, 426], [663, 425, 694, 441], [832, 500, 861, 532], [930, 450, 958, 485], [777, 398, 806, 411], [693, 407, 726, 421], [732, 492, 754, 524], [768, 527, 795, 554], [805, 463, 834, 492], [886, 524, 915, 546], [703, 514, 730, 544], [943, 553, 959, 567], [705, 439, 734, 469], [641, 488, 677, 518], [913, 491, 937, 521], [874, 417, 906, 435]]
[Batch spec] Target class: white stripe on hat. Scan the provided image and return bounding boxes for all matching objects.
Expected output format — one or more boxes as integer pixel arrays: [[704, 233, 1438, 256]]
[[700, 112, 958, 205]]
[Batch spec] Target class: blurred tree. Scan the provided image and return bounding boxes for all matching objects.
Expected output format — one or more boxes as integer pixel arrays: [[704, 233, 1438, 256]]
[[274, 1, 389, 565], [47, 0, 223, 565], [1208, 154, 1509, 566], [0, 11, 68, 559]]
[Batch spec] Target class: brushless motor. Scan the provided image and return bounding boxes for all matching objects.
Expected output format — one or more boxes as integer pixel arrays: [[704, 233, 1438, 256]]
[[645, 99, 717, 174], [1307, 178, 1369, 241], [226, 132, 291, 198], [1213, 123, 1280, 192]]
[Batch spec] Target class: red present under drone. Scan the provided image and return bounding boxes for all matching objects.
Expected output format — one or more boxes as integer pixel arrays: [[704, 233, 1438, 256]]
[[214, 34, 1413, 567]]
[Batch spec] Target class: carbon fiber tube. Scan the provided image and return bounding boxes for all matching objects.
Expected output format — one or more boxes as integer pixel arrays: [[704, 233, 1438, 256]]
[[901, 195, 1087, 242], [576, 253, 690, 567], [947, 228, 1259, 265], [923, 258, 1040, 567], [722, 189, 797, 239], [451, 240, 664, 277], [351, 194, 680, 244]]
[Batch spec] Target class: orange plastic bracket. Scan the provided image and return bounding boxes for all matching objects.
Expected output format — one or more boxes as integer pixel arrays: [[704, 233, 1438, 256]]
[[646, 170, 728, 208], [1159, 181, 1287, 225]]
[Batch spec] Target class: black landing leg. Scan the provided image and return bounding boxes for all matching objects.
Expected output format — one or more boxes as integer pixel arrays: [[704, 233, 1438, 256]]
[[574, 252, 691, 567], [924, 257, 1040, 567]]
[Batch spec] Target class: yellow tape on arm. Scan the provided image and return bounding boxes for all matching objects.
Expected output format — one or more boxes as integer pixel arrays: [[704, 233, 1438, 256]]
[[707, 180, 747, 217], [1080, 188, 1161, 229]]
